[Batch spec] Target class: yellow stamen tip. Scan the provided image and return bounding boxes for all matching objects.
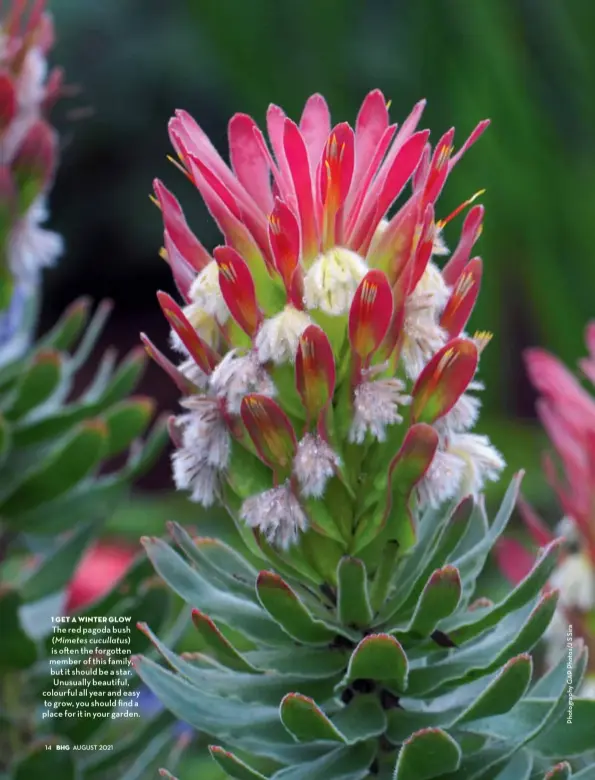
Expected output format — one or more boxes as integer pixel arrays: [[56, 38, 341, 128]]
[[166, 155, 190, 178], [469, 189, 486, 203], [473, 330, 493, 354]]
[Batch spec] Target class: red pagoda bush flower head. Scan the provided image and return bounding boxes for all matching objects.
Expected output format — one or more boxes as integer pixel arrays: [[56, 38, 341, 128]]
[[145, 91, 504, 556]]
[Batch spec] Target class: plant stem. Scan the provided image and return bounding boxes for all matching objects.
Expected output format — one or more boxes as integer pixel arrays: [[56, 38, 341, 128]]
[[1, 671, 22, 765]]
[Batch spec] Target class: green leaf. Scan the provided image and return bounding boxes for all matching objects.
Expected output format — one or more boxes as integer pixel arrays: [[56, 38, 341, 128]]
[[386, 703, 454, 743], [126, 413, 169, 478], [351, 502, 389, 556], [331, 695, 387, 743], [12, 400, 102, 447], [0, 267, 14, 311], [393, 728, 462, 780], [388, 497, 473, 620], [257, 570, 336, 645], [448, 494, 489, 561], [406, 591, 558, 696], [79, 347, 117, 402], [0, 587, 37, 670], [69, 299, 113, 370], [101, 396, 155, 457], [531, 699, 595, 758], [227, 441, 275, 501], [386, 656, 533, 743], [492, 751, 533, 779], [448, 646, 587, 779], [444, 538, 562, 643], [167, 522, 258, 600], [258, 530, 325, 588], [142, 536, 292, 646], [303, 494, 348, 544], [531, 638, 588, 698], [0, 413, 10, 467], [132, 655, 316, 763], [374, 497, 463, 625], [13, 471, 129, 535], [190, 610, 259, 672], [337, 557, 373, 628], [270, 741, 377, 780], [138, 621, 339, 706], [12, 739, 76, 780], [570, 765, 595, 779], [246, 646, 349, 679], [12, 347, 147, 447], [0, 420, 108, 518], [19, 516, 99, 602], [209, 746, 268, 779], [92, 346, 147, 409], [370, 541, 400, 613], [454, 653, 533, 724], [451, 472, 524, 589], [280, 693, 347, 743], [117, 729, 175, 780], [82, 710, 175, 775], [4, 349, 64, 420], [341, 633, 408, 692], [38, 296, 91, 351], [405, 565, 461, 637]]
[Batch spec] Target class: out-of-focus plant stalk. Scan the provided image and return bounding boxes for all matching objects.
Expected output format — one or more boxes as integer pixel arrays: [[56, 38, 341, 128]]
[[0, 0, 63, 356], [497, 323, 595, 696]]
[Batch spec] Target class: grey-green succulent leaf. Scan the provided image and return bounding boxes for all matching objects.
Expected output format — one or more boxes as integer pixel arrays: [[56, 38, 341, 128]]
[[137, 474, 595, 779]]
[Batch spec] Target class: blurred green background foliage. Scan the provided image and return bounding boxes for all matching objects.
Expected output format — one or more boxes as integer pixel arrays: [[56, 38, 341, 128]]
[[43, 0, 595, 515]]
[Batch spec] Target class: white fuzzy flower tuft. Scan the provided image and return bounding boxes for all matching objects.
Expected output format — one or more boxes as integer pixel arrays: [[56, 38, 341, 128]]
[[303, 247, 368, 315], [417, 449, 466, 509], [189, 259, 229, 324], [349, 375, 411, 444], [550, 553, 595, 612], [293, 434, 341, 498], [209, 349, 276, 413], [436, 381, 484, 437], [367, 218, 389, 257], [1, 48, 48, 162], [178, 357, 209, 391], [431, 226, 450, 256], [240, 483, 308, 549], [9, 198, 63, 288], [556, 515, 581, 546], [18, 47, 48, 109], [401, 262, 450, 379], [171, 396, 230, 507], [169, 304, 220, 354], [414, 261, 451, 311], [172, 452, 220, 507], [254, 305, 312, 365], [448, 433, 505, 498]]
